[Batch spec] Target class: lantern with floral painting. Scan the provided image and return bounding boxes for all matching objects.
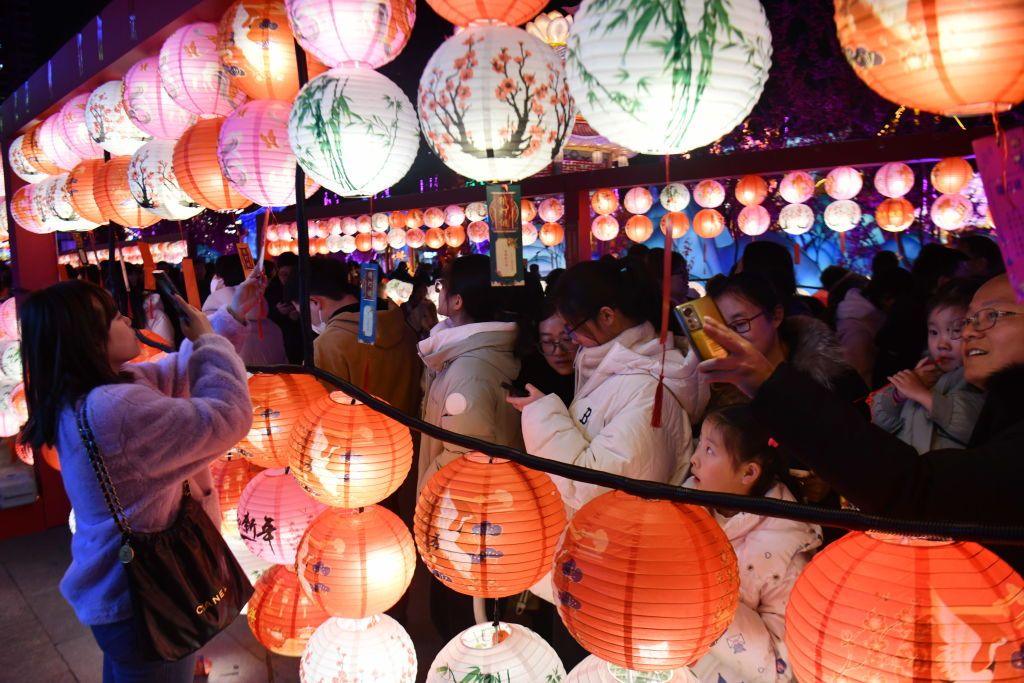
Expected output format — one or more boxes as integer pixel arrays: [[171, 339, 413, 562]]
[[538, 197, 563, 223], [779, 203, 815, 236], [173, 118, 252, 211], [693, 179, 725, 209], [624, 215, 653, 243], [406, 228, 426, 249], [418, 24, 573, 182], [520, 198, 537, 222], [465, 201, 487, 222], [36, 174, 100, 232], [301, 615, 417, 683], [425, 0, 547, 27], [160, 22, 247, 116], [540, 222, 564, 247], [425, 227, 445, 249], [824, 200, 862, 233], [237, 372, 328, 469], [660, 212, 689, 239], [591, 214, 619, 241], [931, 157, 974, 195], [11, 186, 47, 234], [36, 114, 81, 172], [248, 565, 329, 657], [875, 198, 915, 233], [128, 140, 203, 221], [285, 0, 415, 70], [405, 208, 424, 229], [590, 188, 618, 215], [931, 194, 973, 232], [237, 468, 327, 565], [211, 452, 263, 536], [659, 183, 690, 212], [693, 208, 726, 239], [388, 228, 408, 250], [8, 135, 47, 184], [874, 162, 915, 199], [424, 207, 445, 228], [467, 221, 490, 244], [778, 171, 815, 204], [735, 175, 768, 207], [123, 57, 198, 140], [521, 221, 538, 246], [94, 156, 161, 228], [622, 187, 653, 215], [59, 94, 104, 161], [444, 204, 466, 226], [824, 166, 863, 200], [21, 125, 62, 176], [445, 225, 467, 248], [738, 204, 771, 236], [428, 623, 565, 683], [85, 81, 152, 156]]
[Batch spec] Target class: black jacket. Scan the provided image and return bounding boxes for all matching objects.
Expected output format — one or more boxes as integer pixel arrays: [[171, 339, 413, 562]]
[[751, 362, 1024, 572]]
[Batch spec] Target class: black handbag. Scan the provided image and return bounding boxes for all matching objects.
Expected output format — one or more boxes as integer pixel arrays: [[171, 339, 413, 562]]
[[76, 402, 253, 661]]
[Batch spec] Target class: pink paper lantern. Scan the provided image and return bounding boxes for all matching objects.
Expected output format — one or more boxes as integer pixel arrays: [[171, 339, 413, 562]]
[[356, 214, 373, 233], [825, 166, 863, 200], [538, 197, 564, 223], [466, 220, 490, 243], [930, 193, 973, 232], [59, 94, 104, 160], [591, 214, 619, 241], [159, 22, 247, 116], [444, 204, 465, 226], [522, 221, 538, 246], [874, 162, 915, 199], [0, 299, 19, 339], [37, 114, 81, 172], [285, 0, 416, 70], [123, 57, 198, 140], [693, 179, 725, 208], [237, 468, 328, 565], [219, 99, 318, 206], [424, 207, 445, 228], [388, 228, 408, 249], [778, 171, 815, 204], [340, 217, 358, 235], [406, 227, 425, 248], [622, 186, 653, 214], [738, 205, 771, 236]]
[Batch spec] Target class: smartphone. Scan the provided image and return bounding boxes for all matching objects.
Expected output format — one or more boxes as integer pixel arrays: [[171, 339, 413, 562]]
[[674, 297, 728, 361], [501, 381, 529, 398], [153, 270, 189, 319]]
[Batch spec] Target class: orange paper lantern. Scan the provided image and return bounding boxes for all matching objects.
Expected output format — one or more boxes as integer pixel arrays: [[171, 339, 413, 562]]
[[414, 452, 566, 598], [623, 186, 654, 215], [467, 220, 490, 244], [554, 491, 739, 671], [540, 222, 564, 247], [445, 225, 466, 248], [237, 373, 328, 468], [659, 212, 690, 239], [425, 227, 445, 250], [735, 174, 767, 206], [66, 159, 109, 225], [693, 208, 726, 239], [591, 214, 619, 242], [590, 188, 619, 216], [786, 532, 1024, 682], [405, 208, 424, 229], [406, 227, 426, 248], [520, 198, 537, 223], [289, 391, 413, 509], [211, 452, 263, 536], [389, 211, 408, 229], [296, 505, 416, 618], [94, 157, 161, 228], [930, 157, 974, 195], [173, 118, 252, 211], [11, 186, 46, 234], [423, 207, 445, 229], [624, 215, 653, 243], [248, 564, 330, 657], [425, 0, 546, 27], [22, 125, 62, 176], [875, 197, 916, 233], [355, 233, 373, 252]]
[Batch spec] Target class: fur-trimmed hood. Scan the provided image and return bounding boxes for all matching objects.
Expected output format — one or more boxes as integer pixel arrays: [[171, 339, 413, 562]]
[[781, 315, 855, 389]]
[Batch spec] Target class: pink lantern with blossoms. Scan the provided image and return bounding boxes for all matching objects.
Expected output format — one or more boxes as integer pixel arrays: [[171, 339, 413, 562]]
[[825, 166, 863, 200], [388, 228, 408, 249], [59, 94, 103, 160], [356, 214, 373, 233], [778, 171, 815, 204], [285, 0, 416, 70], [37, 115, 81, 172], [444, 204, 465, 226], [123, 57, 198, 140], [738, 205, 771, 236], [159, 22, 247, 116], [874, 162, 915, 199], [931, 193, 973, 231], [237, 468, 327, 565], [85, 81, 152, 156]]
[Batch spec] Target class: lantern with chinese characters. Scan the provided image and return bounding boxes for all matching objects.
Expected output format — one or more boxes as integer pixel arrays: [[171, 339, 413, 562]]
[[538, 197, 563, 223], [428, 623, 565, 683], [445, 225, 467, 249], [94, 156, 161, 228], [786, 532, 1024, 682], [248, 565, 329, 657], [590, 188, 619, 215], [659, 212, 689, 239], [8, 136, 46, 184], [567, 0, 771, 155], [659, 183, 690, 212], [174, 118, 252, 211], [128, 140, 203, 221], [931, 193, 973, 232], [622, 187, 653, 215], [418, 24, 573, 182], [36, 114, 81, 172], [424, 207, 445, 228], [405, 208, 424, 229], [290, 66, 418, 197], [693, 179, 725, 208], [567, 655, 696, 683], [406, 228, 425, 249], [824, 199, 862, 233], [779, 203, 815, 236], [875, 197, 915, 233], [467, 221, 490, 243], [66, 159, 108, 225], [123, 57, 198, 140], [931, 157, 974, 195], [237, 468, 327, 565], [874, 161, 915, 199], [521, 221, 538, 245], [425, 227, 445, 250], [10, 186, 46, 234], [415, 452, 566, 598], [59, 94, 104, 160], [219, 99, 319, 207], [289, 391, 413, 508], [738, 204, 770, 236], [85, 81, 152, 156], [835, 0, 1024, 116], [554, 491, 739, 671], [540, 222, 564, 247], [426, 0, 547, 26], [160, 22, 247, 116], [285, 0, 415, 70], [296, 505, 416, 618], [824, 166, 863, 200], [591, 215, 619, 241], [735, 174, 768, 206], [624, 215, 653, 243], [445, 204, 466, 226], [300, 615, 417, 683], [237, 372, 328, 469], [693, 208, 726, 239], [520, 198, 537, 222], [388, 228, 407, 250], [211, 453, 263, 536], [778, 170, 815, 204]]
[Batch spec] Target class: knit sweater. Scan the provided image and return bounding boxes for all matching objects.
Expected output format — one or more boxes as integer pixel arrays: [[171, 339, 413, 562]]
[[55, 310, 253, 625]]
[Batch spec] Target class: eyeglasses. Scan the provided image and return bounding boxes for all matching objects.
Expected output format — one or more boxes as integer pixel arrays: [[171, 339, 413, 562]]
[[539, 337, 578, 355], [563, 315, 595, 343], [951, 308, 1018, 340], [726, 311, 765, 334]]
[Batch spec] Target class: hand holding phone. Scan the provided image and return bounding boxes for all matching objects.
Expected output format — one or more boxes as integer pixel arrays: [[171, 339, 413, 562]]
[[674, 297, 728, 361], [501, 381, 530, 398], [153, 270, 189, 319]]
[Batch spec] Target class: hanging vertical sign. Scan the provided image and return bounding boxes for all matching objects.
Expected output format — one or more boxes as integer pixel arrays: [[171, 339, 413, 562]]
[[72, 232, 90, 270], [486, 183, 524, 286], [237, 242, 256, 278], [975, 128, 1024, 301], [358, 262, 380, 345]]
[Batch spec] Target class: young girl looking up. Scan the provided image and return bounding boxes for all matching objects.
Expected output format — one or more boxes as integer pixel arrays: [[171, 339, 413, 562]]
[[686, 405, 822, 683]]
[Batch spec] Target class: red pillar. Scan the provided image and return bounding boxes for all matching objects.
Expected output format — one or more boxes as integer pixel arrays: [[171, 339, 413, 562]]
[[563, 187, 592, 266]]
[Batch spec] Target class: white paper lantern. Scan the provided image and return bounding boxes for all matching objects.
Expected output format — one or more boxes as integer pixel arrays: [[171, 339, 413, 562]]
[[34, 174, 99, 232], [128, 140, 204, 220], [285, 0, 416, 70], [659, 183, 690, 212], [59, 94, 104, 161], [931, 193, 973, 232], [737, 204, 770, 236], [290, 66, 418, 197], [778, 171, 815, 204], [123, 57, 198, 140], [693, 179, 725, 209], [824, 199, 863, 233], [522, 221, 538, 246], [444, 204, 466, 226], [8, 136, 47, 184], [418, 24, 574, 182], [340, 217, 358, 235], [85, 80, 153, 156], [325, 234, 344, 253], [160, 22, 247, 116], [778, 203, 815, 236], [567, 655, 697, 682], [388, 228, 408, 249], [301, 616, 416, 683], [464, 202, 487, 222], [37, 114, 81, 172], [427, 623, 565, 683], [566, 0, 771, 155], [824, 166, 863, 200], [339, 235, 357, 253]]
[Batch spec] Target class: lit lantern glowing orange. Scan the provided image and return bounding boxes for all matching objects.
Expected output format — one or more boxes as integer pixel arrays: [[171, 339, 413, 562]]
[[405, 208, 424, 229], [591, 215, 619, 241], [425, 227, 445, 249], [406, 227, 426, 248], [824, 166, 863, 200], [624, 215, 653, 243], [931, 193, 973, 232], [590, 188, 619, 215], [67, 159, 109, 225], [296, 505, 416, 618], [786, 532, 1024, 682], [930, 157, 974, 195], [693, 208, 726, 239], [554, 491, 739, 671], [520, 198, 537, 223], [237, 468, 327, 565], [540, 222, 564, 247], [538, 197, 564, 223], [778, 170, 815, 204], [735, 174, 767, 206], [355, 233, 373, 252], [659, 211, 690, 238], [22, 125, 62, 175], [425, 0, 547, 28], [467, 221, 490, 244], [445, 225, 467, 248], [874, 161, 915, 199], [288, 391, 413, 509], [423, 207, 445, 228], [623, 187, 654, 214], [693, 179, 725, 208], [173, 118, 251, 211], [236, 372, 328, 469], [371, 232, 388, 252], [875, 197, 916, 233], [248, 565, 330, 657], [94, 156, 161, 228], [414, 452, 566, 598], [389, 211, 408, 229], [737, 204, 771, 236], [211, 452, 263, 536], [11, 186, 45, 234]]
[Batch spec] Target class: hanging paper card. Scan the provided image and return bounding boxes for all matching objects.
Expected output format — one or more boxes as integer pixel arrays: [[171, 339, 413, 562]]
[[974, 128, 1024, 301], [358, 262, 380, 345], [237, 242, 255, 278], [486, 183, 523, 286]]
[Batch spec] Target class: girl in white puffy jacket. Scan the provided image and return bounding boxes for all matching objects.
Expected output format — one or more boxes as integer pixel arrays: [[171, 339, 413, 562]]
[[686, 405, 822, 683]]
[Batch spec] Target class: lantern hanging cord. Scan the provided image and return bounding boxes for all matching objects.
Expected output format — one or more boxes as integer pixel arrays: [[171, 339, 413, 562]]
[[232, 360, 1024, 547]]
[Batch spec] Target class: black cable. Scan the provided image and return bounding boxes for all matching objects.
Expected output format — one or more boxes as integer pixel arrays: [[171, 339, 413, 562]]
[[292, 40, 315, 369], [134, 330, 174, 354], [244, 363, 1024, 546]]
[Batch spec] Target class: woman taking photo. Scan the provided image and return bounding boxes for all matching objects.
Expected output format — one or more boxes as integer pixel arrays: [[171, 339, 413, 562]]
[[20, 277, 260, 682]]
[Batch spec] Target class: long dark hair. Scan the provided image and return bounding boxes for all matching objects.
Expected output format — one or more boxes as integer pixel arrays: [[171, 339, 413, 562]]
[[552, 257, 660, 329], [20, 281, 130, 449], [703, 405, 793, 498]]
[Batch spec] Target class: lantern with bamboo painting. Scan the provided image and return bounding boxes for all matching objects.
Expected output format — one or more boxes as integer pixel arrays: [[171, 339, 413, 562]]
[[624, 215, 653, 243], [540, 222, 564, 247], [247, 565, 329, 657], [85, 81, 152, 157], [173, 118, 253, 211], [778, 170, 815, 204], [874, 162, 915, 199], [735, 174, 768, 206], [58, 94, 104, 161], [693, 179, 725, 209], [622, 187, 653, 215], [159, 22, 247, 116], [590, 188, 619, 215], [779, 203, 815, 236], [591, 215, 619, 241], [236, 468, 327, 565], [128, 140, 203, 221], [123, 57, 198, 140], [660, 212, 690, 239], [931, 157, 974, 195], [300, 615, 417, 683], [738, 204, 771, 236], [693, 208, 726, 239], [428, 623, 565, 683], [236, 372, 328, 469], [875, 197, 915, 233], [285, 0, 416, 70]]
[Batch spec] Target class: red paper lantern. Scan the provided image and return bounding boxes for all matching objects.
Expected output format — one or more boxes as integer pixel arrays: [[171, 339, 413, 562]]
[[296, 505, 416, 618], [173, 118, 251, 211], [67, 159, 110, 225], [445, 225, 466, 248], [693, 208, 726, 238], [355, 233, 373, 252], [94, 156, 162, 228], [623, 187, 654, 215], [875, 197, 915, 233], [425, 0, 546, 27], [590, 188, 619, 216], [554, 491, 739, 671], [237, 373, 328, 469], [520, 198, 537, 223], [414, 452, 566, 598], [467, 221, 490, 244], [211, 452, 263, 536], [624, 215, 653, 243], [591, 214, 619, 241], [735, 174, 767, 206], [237, 468, 327, 565], [659, 211, 689, 238], [540, 222, 564, 247], [406, 228, 426, 249], [931, 157, 974, 195], [425, 227, 445, 250], [248, 565, 330, 657]]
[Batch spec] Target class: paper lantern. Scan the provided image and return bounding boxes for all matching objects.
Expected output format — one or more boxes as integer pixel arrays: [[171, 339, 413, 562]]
[[128, 140, 203, 221], [590, 188, 619, 215], [406, 228, 425, 249], [624, 215, 653, 243], [339, 216, 358, 235], [325, 235, 343, 253], [693, 208, 726, 239], [66, 159, 108, 225], [296, 505, 416, 618], [875, 197, 915, 233], [693, 179, 726, 209], [424, 207, 445, 228], [555, 491, 739, 671], [779, 203, 815, 236], [520, 198, 537, 223], [622, 187, 653, 215], [874, 161, 915, 199], [94, 157, 161, 228], [786, 532, 1024, 682], [521, 221, 538, 246], [290, 66, 418, 197], [824, 166, 863, 200], [540, 222, 564, 247], [414, 452, 566, 598], [367, 213, 387, 232], [0, 342, 21, 382], [211, 453, 263, 537], [824, 199, 862, 233], [84, 81, 152, 157], [37, 114, 81, 172], [388, 228, 407, 250], [931, 193, 973, 232], [339, 235, 357, 253], [735, 174, 768, 206], [591, 214, 619, 241], [123, 57, 198, 140], [387, 211, 407, 230], [405, 208, 424, 229], [285, 0, 415, 70], [8, 136, 47, 184], [835, 0, 1024, 116], [10, 186, 46, 234], [659, 183, 690, 212], [778, 170, 815, 204], [21, 125, 62, 176], [444, 225, 467, 248], [160, 22, 247, 116], [174, 118, 252, 211], [465, 201, 487, 222], [428, 622, 565, 683], [237, 468, 327, 565], [59, 94, 104, 160], [737, 204, 770, 236], [419, 25, 573, 183], [467, 220, 490, 243], [225, 532, 274, 585], [0, 300, 18, 341], [538, 197, 564, 223], [444, 204, 466, 226], [660, 212, 690, 239], [37, 174, 99, 232], [248, 564, 329, 657], [931, 157, 974, 195], [568, 655, 696, 683], [424, 228, 445, 249], [567, 0, 771, 155], [300, 615, 417, 683], [238, 373, 328, 469], [425, 0, 546, 27]]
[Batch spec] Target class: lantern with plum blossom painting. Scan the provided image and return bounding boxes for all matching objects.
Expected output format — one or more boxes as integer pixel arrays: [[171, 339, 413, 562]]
[[467, 221, 490, 243], [425, 227, 445, 249], [247, 565, 329, 657], [931, 157, 974, 195], [300, 615, 417, 683], [445, 225, 466, 248], [931, 193, 973, 231], [59, 94, 104, 160], [540, 222, 564, 247], [735, 174, 768, 206], [11, 186, 47, 233], [237, 468, 327, 565], [427, 623, 565, 683], [660, 212, 689, 239], [693, 179, 725, 208], [159, 22, 247, 116], [624, 215, 653, 243], [590, 188, 618, 215], [778, 170, 815, 204], [824, 199, 862, 233], [825, 166, 863, 200], [85, 81, 152, 156], [128, 140, 203, 221], [875, 197, 915, 233], [538, 197, 563, 222], [36, 174, 100, 231], [738, 204, 771, 236], [521, 221, 538, 246], [8, 136, 47, 184], [425, 0, 547, 27], [520, 198, 537, 222], [693, 208, 726, 239], [418, 24, 574, 183], [173, 118, 252, 211], [95, 156, 161, 228], [285, 0, 415, 70], [591, 214, 618, 241], [779, 203, 815, 236], [622, 187, 653, 215], [22, 125, 62, 175], [874, 162, 915, 199], [123, 57, 198, 140], [659, 183, 690, 212], [444, 204, 466, 226], [406, 228, 425, 248], [465, 201, 487, 222], [36, 114, 81, 172], [424, 206, 445, 228]]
